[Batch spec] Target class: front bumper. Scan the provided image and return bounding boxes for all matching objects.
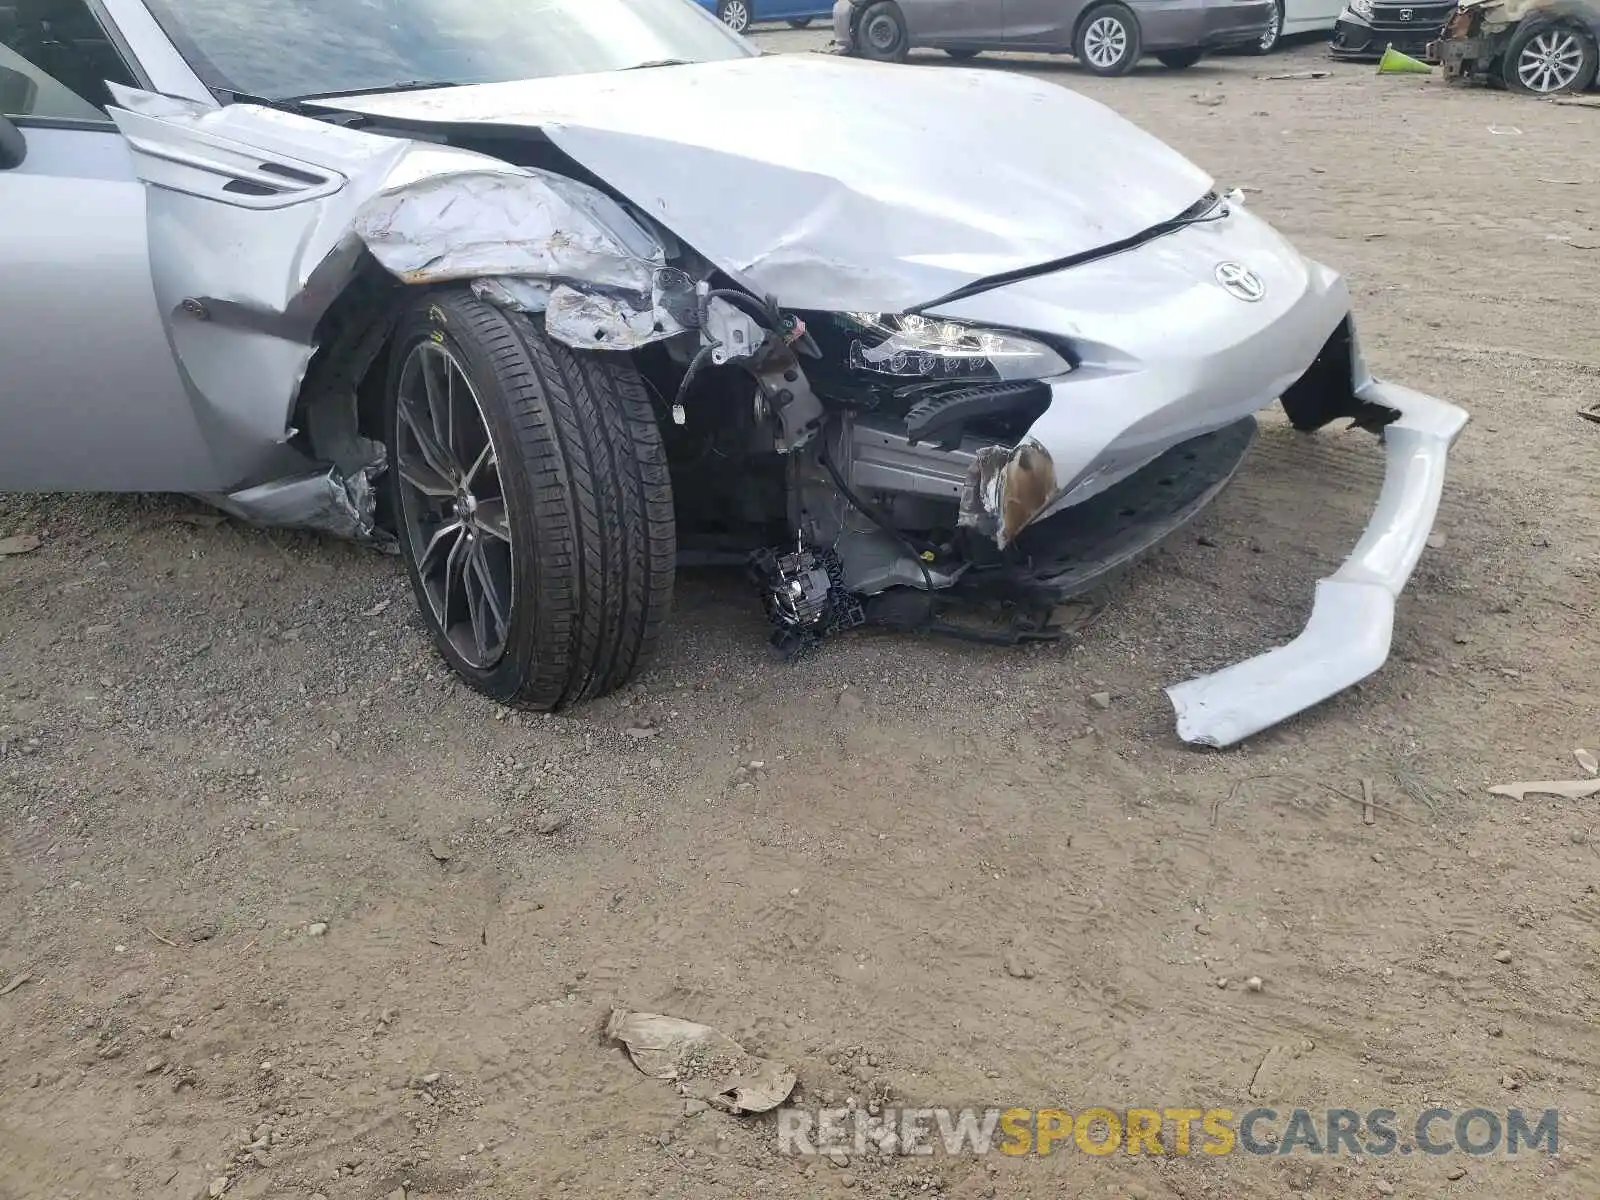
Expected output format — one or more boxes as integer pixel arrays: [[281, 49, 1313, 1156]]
[[1331, 11, 1445, 59], [1135, 0, 1277, 50], [1167, 380, 1466, 746]]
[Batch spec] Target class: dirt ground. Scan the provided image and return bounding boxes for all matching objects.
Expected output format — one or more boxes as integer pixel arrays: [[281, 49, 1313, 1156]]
[[4, 32, 1600, 1200]]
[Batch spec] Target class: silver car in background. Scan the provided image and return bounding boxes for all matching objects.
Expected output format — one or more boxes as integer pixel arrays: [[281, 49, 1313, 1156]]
[[832, 0, 1276, 72]]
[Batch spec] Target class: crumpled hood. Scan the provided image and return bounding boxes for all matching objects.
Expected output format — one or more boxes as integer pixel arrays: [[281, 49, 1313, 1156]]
[[319, 54, 1214, 314]]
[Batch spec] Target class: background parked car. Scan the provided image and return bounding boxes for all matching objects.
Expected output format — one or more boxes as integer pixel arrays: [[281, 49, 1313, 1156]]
[[1431, 0, 1599, 93], [1253, 0, 1345, 53], [831, 0, 1275, 74], [1330, 0, 1458, 60], [695, 0, 831, 33]]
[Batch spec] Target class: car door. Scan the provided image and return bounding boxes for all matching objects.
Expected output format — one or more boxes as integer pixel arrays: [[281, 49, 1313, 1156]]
[[900, 0, 1009, 44], [1003, 0, 1086, 47], [0, 4, 223, 492]]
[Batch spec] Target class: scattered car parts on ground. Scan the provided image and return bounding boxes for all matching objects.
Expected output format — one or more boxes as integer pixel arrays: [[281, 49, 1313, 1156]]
[[0, 0, 1468, 746], [1431, 0, 1599, 92], [830, 0, 1276, 73]]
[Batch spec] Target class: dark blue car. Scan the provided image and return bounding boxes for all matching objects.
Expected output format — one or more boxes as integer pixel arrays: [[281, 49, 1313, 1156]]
[[692, 0, 830, 34]]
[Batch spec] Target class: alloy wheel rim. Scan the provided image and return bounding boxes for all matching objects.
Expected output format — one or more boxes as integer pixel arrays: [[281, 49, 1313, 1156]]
[[1261, 6, 1281, 49], [865, 14, 899, 50], [721, 0, 749, 30], [1085, 17, 1128, 68], [1518, 30, 1583, 91], [395, 341, 515, 670]]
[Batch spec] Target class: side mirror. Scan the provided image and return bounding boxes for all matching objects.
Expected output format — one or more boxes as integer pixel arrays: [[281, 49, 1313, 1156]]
[[0, 114, 26, 170]]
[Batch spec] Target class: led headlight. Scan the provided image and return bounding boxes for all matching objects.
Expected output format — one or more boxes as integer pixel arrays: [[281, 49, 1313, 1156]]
[[1348, 0, 1374, 19], [841, 313, 1073, 383]]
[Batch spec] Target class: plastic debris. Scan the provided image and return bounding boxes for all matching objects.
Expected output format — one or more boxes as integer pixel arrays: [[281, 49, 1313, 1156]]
[[606, 1008, 796, 1114], [1487, 779, 1600, 801]]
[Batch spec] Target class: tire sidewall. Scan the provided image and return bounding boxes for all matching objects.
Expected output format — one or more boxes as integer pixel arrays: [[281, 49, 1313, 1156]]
[[1501, 19, 1598, 93], [856, 1, 910, 61], [1249, 0, 1283, 54], [386, 296, 544, 701], [1077, 4, 1142, 75]]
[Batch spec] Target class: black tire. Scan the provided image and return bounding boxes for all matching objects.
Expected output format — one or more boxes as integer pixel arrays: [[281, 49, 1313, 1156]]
[[945, 47, 982, 59], [1156, 47, 1205, 68], [853, 0, 910, 61], [716, 0, 752, 34], [1500, 19, 1597, 94], [787, 16, 813, 27], [387, 288, 674, 710], [1075, 3, 1142, 76], [1245, 0, 1284, 54]]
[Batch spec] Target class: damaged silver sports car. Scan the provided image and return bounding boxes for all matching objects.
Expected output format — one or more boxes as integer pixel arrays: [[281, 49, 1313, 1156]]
[[0, 0, 1467, 747]]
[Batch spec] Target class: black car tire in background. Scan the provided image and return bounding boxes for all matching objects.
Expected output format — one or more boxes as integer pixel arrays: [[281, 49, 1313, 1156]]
[[717, 0, 752, 33], [853, 1, 911, 61], [386, 289, 675, 711], [1075, 3, 1143, 75], [1246, 0, 1284, 54], [1156, 47, 1205, 68], [787, 16, 813, 26], [1500, 19, 1598, 93], [945, 48, 983, 59]]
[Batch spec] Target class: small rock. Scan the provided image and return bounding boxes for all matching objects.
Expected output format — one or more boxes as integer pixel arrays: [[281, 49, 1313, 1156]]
[[426, 838, 452, 863], [387, 1189, 407, 1200], [420, 1071, 442, 1085], [1246, 976, 1264, 992], [1488, 1024, 1504, 1038], [827, 1150, 850, 1168], [1088, 692, 1112, 709], [85, 623, 114, 636], [307, 922, 328, 937], [1003, 950, 1035, 979], [684, 1099, 709, 1116], [1446, 1165, 1467, 1181], [1216, 977, 1229, 989], [253, 1123, 272, 1141], [1502, 1073, 1520, 1090], [623, 726, 660, 740], [1371, 852, 1386, 863], [249, 1148, 270, 1168], [207, 1177, 231, 1198], [535, 812, 568, 836], [188, 923, 219, 943], [1493, 949, 1512, 964], [841, 1175, 857, 1189], [1426, 533, 1447, 549], [1375, 1182, 1394, 1196], [143, 1055, 166, 1074]]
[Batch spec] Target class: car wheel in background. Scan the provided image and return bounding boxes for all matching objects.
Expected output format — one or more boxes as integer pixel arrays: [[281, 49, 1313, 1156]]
[[1501, 21, 1597, 93], [1246, 0, 1284, 54], [945, 48, 982, 59], [717, 0, 752, 33], [854, 1, 911, 61], [1156, 47, 1205, 68], [1075, 4, 1143, 76], [387, 288, 675, 710], [787, 16, 813, 27]]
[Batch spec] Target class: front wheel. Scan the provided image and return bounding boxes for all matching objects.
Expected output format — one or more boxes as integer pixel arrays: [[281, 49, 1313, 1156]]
[[717, 0, 752, 34], [1156, 47, 1205, 68], [1245, 0, 1283, 54], [1076, 4, 1142, 76], [1501, 21, 1597, 93], [853, 0, 910, 61], [387, 289, 675, 710]]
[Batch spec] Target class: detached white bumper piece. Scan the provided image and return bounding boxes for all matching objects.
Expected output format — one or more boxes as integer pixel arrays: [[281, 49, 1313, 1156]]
[[1165, 380, 1469, 748]]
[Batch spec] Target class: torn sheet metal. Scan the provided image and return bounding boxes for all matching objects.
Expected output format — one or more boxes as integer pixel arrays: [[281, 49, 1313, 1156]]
[[471, 277, 553, 313], [205, 462, 382, 540], [1165, 381, 1468, 748], [351, 166, 664, 295]]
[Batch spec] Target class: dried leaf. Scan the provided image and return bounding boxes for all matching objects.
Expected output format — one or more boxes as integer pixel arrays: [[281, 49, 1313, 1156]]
[[606, 1008, 796, 1114]]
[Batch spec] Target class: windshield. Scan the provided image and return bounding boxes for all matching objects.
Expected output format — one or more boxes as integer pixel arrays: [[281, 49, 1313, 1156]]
[[142, 0, 756, 102]]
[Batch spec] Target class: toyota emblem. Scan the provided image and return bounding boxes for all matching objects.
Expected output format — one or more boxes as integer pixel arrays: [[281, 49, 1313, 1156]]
[[1214, 262, 1266, 302]]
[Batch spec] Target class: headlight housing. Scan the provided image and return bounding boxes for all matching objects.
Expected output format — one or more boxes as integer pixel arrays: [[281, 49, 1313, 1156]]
[[1348, 0, 1374, 19], [839, 313, 1073, 384]]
